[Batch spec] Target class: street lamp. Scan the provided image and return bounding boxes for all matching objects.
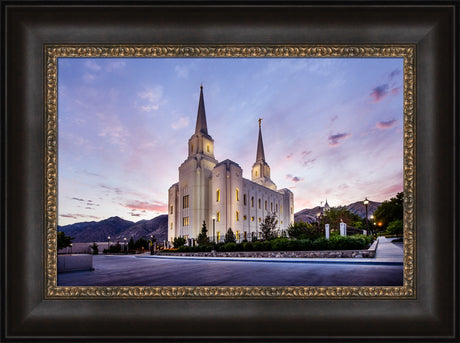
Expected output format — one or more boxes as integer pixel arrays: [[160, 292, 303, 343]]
[[70, 243, 72, 255], [370, 215, 374, 236], [123, 237, 127, 253], [107, 236, 110, 252], [363, 198, 369, 235], [212, 216, 216, 251]]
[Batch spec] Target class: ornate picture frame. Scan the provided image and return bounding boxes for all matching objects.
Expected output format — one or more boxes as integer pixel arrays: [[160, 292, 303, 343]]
[[46, 45, 415, 299], [2, 2, 456, 341]]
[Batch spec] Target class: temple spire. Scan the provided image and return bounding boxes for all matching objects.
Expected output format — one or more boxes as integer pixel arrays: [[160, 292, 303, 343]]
[[195, 85, 208, 135], [256, 118, 265, 162]]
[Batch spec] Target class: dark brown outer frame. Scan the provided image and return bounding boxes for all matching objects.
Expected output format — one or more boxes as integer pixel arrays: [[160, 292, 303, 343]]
[[1, 2, 456, 342]]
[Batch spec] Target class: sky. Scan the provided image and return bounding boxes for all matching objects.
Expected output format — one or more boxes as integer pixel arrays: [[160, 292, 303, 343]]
[[58, 57, 404, 225]]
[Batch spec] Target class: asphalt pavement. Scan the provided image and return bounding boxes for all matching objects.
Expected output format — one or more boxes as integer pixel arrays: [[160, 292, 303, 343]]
[[57, 237, 404, 287]]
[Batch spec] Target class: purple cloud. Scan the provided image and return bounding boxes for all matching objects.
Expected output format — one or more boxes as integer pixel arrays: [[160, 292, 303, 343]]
[[303, 158, 316, 167], [71, 197, 85, 202], [286, 174, 304, 183], [59, 213, 99, 219], [330, 115, 338, 122], [328, 132, 351, 146], [389, 69, 401, 80], [370, 84, 389, 103], [376, 119, 397, 129], [285, 153, 294, 160]]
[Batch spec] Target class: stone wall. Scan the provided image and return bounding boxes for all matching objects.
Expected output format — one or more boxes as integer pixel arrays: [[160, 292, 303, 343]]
[[157, 248, 376, 258]]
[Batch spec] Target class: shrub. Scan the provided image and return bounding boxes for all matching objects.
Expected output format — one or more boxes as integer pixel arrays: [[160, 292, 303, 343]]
[[387, 220, 403, 235], [177, 245, 190, 252], [261, 241, 272, 251], [287, 239, 301, 251], [298, 239, 312, 251], [223, 243, 237, 251], [242, 241, 253, 251], [270, 238, 289, 251], [253, 241, 263, 251], [312, 237, 329, 250], [173, 237, 187, 248]]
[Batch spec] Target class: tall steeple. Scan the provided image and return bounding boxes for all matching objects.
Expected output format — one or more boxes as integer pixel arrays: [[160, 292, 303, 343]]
[[195, 85, 208, 135], [251, 118, 276, 190], [256, 118, 265, 162], [187, 85, 215, 160]]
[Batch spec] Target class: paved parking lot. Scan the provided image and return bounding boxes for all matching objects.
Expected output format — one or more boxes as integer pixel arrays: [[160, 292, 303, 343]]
[[58, 253, 403, 287]]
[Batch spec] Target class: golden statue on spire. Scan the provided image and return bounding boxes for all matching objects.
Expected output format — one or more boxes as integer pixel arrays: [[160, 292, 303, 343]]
[[258, 117, 263, 128]]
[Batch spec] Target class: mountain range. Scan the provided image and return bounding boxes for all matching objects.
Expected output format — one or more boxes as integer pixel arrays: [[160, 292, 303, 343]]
[[59, 200, 382, 243], [294, 200, 382, 224]]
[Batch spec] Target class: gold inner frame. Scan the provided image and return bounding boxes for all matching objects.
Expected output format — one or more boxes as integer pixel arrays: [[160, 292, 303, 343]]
[[45, 45, 416, 299]]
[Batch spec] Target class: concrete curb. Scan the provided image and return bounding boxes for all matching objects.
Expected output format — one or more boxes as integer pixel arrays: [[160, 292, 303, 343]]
[[136, 255, 403, 266]]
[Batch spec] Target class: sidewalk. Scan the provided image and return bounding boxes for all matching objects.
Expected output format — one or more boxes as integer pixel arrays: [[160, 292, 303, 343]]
[[137, 237, 404, 265]]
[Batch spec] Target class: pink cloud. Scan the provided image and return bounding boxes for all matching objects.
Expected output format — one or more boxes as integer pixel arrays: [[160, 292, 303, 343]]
[[376, 119, 397, 129], [123, 200, 167, 213]]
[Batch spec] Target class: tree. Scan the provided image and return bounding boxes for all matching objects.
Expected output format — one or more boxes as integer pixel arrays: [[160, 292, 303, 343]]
[[128, 237, 135, 250], [134, 237, 149, 250], [196, 220, 210, 246], [387, 219, 403, 235], [90, 242, 99, 255], [173, 236, 186, 248], [259, 212, 278, 241], [57, 231, 73, 250], [373, 192, 403, 229], [321, 207, 362, 232], [224, 228, 236, 243], [287, 221, 321, 240]]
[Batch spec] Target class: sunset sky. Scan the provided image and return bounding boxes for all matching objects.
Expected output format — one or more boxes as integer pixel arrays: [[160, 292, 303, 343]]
[[58, 57, 404, 225]]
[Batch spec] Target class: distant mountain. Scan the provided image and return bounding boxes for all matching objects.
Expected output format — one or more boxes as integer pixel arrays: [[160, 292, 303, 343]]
[[345, 200, 381, 218], [58, 215, 168, 243], [294, 200, 382, 223], [111, 215, 168, 242]]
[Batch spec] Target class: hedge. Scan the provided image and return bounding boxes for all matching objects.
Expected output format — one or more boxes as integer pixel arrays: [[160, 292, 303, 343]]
[[162, 235, 372, 253]]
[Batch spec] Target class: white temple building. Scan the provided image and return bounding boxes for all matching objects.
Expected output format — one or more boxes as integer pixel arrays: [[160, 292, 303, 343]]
[[168, 86, 294, 244]]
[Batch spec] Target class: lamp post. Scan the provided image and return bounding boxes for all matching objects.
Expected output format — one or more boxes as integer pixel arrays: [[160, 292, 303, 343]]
[[70, 243, 72, 254], [212, 216, 216, 251], [363, 198, 369, 235], [370, 215, 374, 236], [107, 236, 110, 252], [123, 237, 127, 253]]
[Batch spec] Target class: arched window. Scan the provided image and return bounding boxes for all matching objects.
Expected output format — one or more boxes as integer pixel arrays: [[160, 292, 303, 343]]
[[271, 202, 273, 211], [276, 204, 278, 212], [258, 198, 261, 208], [216, 189, 220, 202], [243, 215, 247, 221], [206, 144, 210, 152], [265, 200, 267, 210], [217, 232, 221, 242], [191, 143, 194, 153], [235, 188, 239, 201], [217, 211, 221, 222], [251, 196, 254, 207], [255, 170, 258, 177], [251, 216, 254, 222], [243, 194, 247, 205], [236, 211, 239, 221]]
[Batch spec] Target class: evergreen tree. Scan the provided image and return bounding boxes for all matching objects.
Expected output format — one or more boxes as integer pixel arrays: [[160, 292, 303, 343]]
[[224, 227, 236, 243], [128, 237, 135, 250], [57, 231, 73, 250], [196, 220, 210, 246]]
